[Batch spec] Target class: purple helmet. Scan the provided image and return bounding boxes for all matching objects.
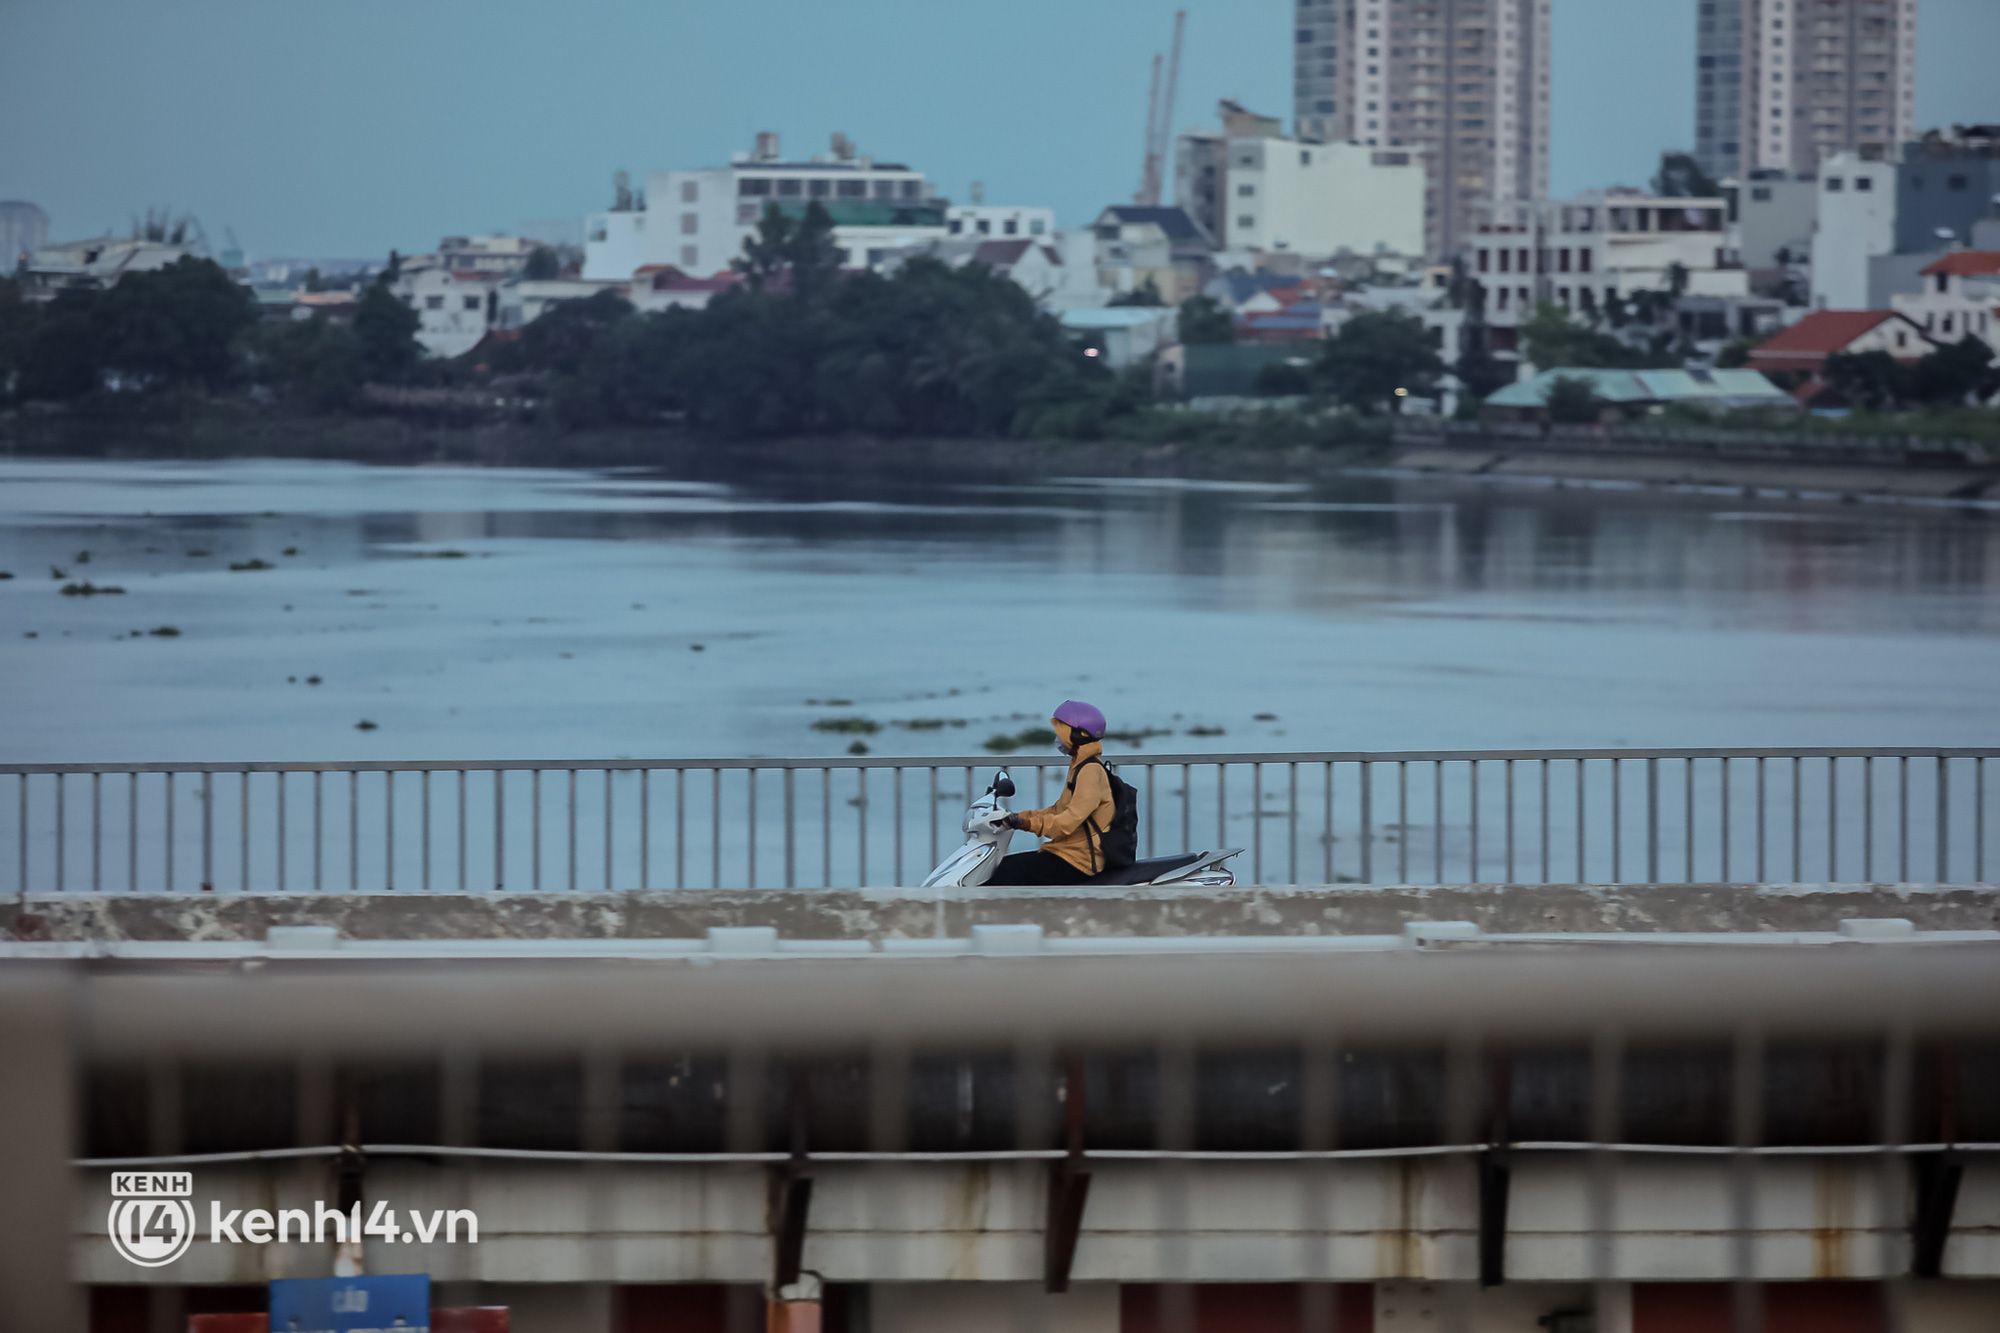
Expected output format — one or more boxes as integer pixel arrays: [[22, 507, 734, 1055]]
[[1051, 699, 1106, 741]]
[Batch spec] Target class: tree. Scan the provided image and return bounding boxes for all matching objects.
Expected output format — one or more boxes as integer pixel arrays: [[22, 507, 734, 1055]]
[[1821, 349, 1905, 412], [1520, 301, 1619, 369], [243, 315, 363, 411], [733, 201, 842, 298], [523, 247, 561, 281], [1314, 309, 1443, 413], [1715, 338, 1755, 369], [1253, 360, 1312, 395], [353, 280, 422, 383], [0, 275, 32, 400], [515, 288, 633, 376], [1903, 335, 1998, 406], [1109, 278, 1164, 308], [1177, 294, 1235, 345], [91, 256, 257, 392], [1653, 152, 1721, 200], [1545, 375, 1604, 424]]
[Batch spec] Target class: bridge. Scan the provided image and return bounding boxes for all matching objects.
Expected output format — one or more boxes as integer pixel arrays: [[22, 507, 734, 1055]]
[[0, 747, 1995, 1333]]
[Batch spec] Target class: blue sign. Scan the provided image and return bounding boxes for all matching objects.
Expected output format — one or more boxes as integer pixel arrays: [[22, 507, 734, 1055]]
[[268, 1275, 431, 1333]]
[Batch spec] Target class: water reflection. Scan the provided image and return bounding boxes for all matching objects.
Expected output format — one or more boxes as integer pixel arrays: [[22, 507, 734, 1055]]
[[0, 457, 1995, 763]]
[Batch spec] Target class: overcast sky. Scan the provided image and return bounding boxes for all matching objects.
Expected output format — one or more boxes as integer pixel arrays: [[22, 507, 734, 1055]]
[[2, 0, 1995, 260]]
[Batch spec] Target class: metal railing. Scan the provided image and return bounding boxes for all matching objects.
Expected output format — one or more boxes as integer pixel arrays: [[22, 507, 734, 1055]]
[[4, 747, 1994, 894]]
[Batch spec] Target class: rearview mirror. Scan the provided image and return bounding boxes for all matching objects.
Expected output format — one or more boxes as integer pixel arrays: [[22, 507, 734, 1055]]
[[991, 772, 1016, 798]]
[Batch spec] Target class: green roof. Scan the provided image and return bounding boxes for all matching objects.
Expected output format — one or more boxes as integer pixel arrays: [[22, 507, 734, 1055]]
[[1488, 367, 1794, 409]]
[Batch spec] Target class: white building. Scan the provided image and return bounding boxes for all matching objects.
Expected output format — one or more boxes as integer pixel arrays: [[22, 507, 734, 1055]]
[[1291, 0, 1550, 259], [393, 261, 502, 358], [495, 277, 627, 331], [1469, 190, 1736, 325], [1057, 306, 1179, 369], [1810, 151, 1898, 311], [1695, 0, 1918, 182], [582, 211, 649, 282], [1891, 251, 2000, 354], [19, 236, 193, 301], [1733, 169, 1818, 273], [584, 132, 947, 282], [0, 201, 49, 272], [945, 205, 1054, 241], [1176, 113, 1423, 262], [437, 235, 536, 277]]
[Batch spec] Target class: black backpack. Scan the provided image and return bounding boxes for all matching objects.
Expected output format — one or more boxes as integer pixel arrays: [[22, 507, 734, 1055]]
[[1070, 756, 1140, 872]]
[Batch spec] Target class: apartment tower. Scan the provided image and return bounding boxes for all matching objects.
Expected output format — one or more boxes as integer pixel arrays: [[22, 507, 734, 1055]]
[[1695, 0, 1919, 182], [1292, 0, 1551, 260]]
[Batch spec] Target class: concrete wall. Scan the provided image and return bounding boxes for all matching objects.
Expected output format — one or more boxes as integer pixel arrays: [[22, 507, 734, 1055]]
[[13, 882, 1999, 947]]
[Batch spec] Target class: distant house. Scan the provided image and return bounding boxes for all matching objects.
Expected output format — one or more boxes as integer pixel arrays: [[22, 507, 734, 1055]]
[[18, 237, 194, 301], [1057, 306, 1179, 369], [628, 265, 742, 314], [1890, 252, 2000, 353], [1746, 309, 1932, 378], [1484, 367, 1798, 422], [394, 263, 506, 358], [1090, 205, 1215, 305], [1156, 343, 1314, 400]]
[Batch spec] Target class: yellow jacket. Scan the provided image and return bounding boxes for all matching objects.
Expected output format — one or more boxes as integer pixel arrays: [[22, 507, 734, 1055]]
[[1016, 730, 1115, 875]]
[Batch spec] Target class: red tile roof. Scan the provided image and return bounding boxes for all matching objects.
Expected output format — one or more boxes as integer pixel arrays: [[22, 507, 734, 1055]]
[[1920, 251, 2000, 278], [1751, 309, 1903, 358]]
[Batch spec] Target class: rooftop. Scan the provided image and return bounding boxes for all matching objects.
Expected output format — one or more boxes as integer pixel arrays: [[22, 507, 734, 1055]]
[[1921, 251, 2000, 278], [1751, 308, 1913, 357]]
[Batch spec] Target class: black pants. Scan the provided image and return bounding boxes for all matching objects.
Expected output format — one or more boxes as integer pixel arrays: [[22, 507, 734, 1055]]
[[985, 849, 1093, 886]]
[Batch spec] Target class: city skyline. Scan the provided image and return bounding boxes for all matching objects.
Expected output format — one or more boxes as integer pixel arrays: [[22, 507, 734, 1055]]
[[1, 0, 1995, 260]]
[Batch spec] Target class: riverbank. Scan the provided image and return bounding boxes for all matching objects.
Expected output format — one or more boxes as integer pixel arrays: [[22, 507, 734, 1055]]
[[1390, 422, 2000, 505], [8, 402, 2000, 501], [0, 404, 1399, 482]]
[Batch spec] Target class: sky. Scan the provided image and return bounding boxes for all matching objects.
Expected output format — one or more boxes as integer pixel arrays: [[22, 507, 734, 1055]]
[[2, 0, 1997, 260]]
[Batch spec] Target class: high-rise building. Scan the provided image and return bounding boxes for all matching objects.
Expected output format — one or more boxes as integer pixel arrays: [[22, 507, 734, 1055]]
[[1291, 0, 1551, 261], [1695, 0, 1919, 183]]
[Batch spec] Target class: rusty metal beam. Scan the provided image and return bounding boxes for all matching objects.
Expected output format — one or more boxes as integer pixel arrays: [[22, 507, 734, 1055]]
[[1911, 1151, 1963, 1278], [1480, 1056, 1512, 1287], [1045, 1055, 1093, 1294], [773, 1076, 813, 1291]]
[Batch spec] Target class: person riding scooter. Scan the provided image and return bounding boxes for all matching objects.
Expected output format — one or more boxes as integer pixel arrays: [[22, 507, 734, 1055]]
[[983, 700, 1116, 886]]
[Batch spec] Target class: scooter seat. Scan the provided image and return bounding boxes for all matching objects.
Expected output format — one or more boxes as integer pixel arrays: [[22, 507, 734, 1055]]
[[1083, 852, 1206, 886]]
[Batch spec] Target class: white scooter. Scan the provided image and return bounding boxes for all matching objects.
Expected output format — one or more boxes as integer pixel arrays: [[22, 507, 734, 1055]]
[[920, 768, 1244, 889]]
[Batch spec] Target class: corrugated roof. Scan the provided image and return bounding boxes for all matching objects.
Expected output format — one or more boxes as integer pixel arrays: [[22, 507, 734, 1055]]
[[1485, 366, 1793, 409], [1059, 307, 1174, 330]]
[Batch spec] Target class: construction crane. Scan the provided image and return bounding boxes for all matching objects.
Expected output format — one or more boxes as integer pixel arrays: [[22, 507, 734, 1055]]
[[1133, 9, 1187, 207]]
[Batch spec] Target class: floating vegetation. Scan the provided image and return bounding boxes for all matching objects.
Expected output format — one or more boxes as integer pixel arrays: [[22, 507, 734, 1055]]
[[1187, 725, 1226, 736], [1253, 712, 1279, 721], [805, 698, 855, 707], [894, 718, 969, 731], [559, 652, 574, 659], [148, 626, 180, 637], [984, 727, 1058, 753], [75, 551, 90, 564], [412, 549, 468, 559], [50, 566, 65, 579], [306, 675, 322, 685], [690, 643, 706, 652], [230, 558, 274, 572], [847, 740, 869, 755], [347, 590, 371, 596], [1103, 726, 1174, 746], [282, 547, 299, 556], [0, 571, 12, 580], [186, 550, 210, 557], [355, 720, 378, 731], [813, 717, 881, 735], [60, 582, 125, 597], [23, 631, 36, 638]]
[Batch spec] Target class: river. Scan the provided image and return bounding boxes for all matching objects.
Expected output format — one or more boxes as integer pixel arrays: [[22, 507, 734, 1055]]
[[2, 455, 1997, 765]]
